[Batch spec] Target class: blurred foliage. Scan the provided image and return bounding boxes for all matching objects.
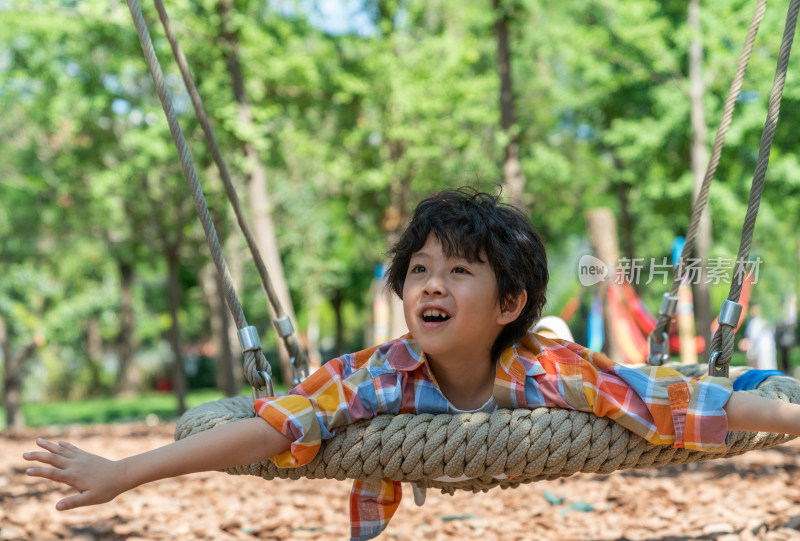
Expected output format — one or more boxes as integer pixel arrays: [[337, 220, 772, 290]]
[[0, 388, 244, 428], [1, 0, 799, 404]]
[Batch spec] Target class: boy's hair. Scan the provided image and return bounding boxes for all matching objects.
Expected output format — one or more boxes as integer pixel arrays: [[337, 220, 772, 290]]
[[386, 187, 548, 360]]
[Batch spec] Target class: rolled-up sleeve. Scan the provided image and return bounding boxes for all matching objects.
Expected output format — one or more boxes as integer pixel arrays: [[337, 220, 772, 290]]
[[529, 339, 733, 452], [591, 361, 732, 451], [672, 374, 732, 451], [254, 354, 389, 467]]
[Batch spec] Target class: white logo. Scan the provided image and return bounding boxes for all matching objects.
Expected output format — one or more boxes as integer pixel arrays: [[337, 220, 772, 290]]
[[578, 255, 608, 286]]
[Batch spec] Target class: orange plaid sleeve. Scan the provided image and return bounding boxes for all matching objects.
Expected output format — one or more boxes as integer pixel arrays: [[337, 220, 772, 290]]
[[254, 346, 386, 467]]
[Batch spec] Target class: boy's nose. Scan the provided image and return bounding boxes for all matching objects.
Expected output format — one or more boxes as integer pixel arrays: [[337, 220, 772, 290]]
[[422, 273, 446, 296]]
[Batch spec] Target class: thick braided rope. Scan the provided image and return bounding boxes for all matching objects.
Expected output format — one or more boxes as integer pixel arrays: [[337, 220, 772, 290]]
[[710, 0, 800, 366], [651, 0, 766, 342], [126, 0, 270, 385], [152, 0, 306, 379], [176, 366, 798, 494]]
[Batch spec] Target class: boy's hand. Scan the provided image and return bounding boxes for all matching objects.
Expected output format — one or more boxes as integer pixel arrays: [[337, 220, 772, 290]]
[[21, 418, 291, 513], [23, 438, 126, 510]]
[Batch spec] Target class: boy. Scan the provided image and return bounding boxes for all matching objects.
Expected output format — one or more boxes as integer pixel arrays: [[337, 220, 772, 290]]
[[23, 188, 800, 540]]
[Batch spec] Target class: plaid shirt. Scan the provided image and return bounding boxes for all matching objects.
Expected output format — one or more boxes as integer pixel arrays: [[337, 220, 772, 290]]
[[254, 332, 732, 540]]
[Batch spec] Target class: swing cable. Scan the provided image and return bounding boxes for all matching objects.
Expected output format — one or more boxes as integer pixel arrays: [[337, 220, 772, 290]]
[[150, 0, 308, 387], [649, 0, 800, 377], [127, 0, 297, 397], [648, 0, 767, 364], [708, 0, 800, 377]]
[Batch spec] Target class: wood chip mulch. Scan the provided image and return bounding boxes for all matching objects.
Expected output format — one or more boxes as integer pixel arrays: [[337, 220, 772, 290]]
[[3, 422, 800, 540]]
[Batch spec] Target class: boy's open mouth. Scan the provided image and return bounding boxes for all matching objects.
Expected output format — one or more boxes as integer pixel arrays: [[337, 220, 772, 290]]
[[421, 309, 451, 323]]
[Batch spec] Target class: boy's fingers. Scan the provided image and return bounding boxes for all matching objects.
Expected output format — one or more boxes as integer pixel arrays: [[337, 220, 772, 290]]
[[57, 440, 82, 454], [26, 466, 75, 486], [57, 490, 107, 511], [23, 451, 67, 469], [35, 439, 74, 457], [56, 493, 88, 511]]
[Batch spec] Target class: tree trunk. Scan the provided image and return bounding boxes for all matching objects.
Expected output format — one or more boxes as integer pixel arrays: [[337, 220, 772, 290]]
[[216, 273, 239, 396], [306, 301, 323, 369], [200, 262, 239, 397], [86, 316, 103, 394], [385, 174, 410, 341], [586, 208, 623, 362], [116, 260, 140, 397], [1, 315, 37, 431], [494, 0, 526, 210], [218, 0, 299, 386], [688, 0, 712, 361], [370, 274, 392, 346], [224, 236, 246, 386], [165, 246, 187, 415], [331, 290, 345, 357], [615, 179, 636, 266]]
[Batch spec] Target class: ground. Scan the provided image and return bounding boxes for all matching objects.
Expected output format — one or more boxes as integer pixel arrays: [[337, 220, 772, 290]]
[[3, 422, 800, 541]]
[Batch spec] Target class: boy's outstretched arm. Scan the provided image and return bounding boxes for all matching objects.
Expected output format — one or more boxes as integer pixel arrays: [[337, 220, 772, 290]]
[[23, 417, 290, 511], [725, 391, 800, 436]]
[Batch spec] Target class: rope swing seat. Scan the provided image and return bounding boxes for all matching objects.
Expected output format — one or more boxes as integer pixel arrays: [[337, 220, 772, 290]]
[[176, 367, 799, 494], [124, 0, 800, 494]]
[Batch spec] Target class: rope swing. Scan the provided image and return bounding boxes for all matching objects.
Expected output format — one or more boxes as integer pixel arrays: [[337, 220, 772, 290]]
[[125, 0, 800, 492], [176, 366, 798, 494]]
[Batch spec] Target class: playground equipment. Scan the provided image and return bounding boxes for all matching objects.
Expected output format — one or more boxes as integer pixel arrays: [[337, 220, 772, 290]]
[[124, 0, 800, 494]]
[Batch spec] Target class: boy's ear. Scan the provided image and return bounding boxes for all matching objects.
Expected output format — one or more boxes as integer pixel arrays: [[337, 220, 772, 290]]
[[497, 290, 527, 325]]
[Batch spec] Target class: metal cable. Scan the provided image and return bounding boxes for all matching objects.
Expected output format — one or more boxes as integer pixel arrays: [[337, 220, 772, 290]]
[[126, 0, 270, 386], [151, 0, 307, 382], [650, 0, 767, 348], [710, 0, 800, 369]]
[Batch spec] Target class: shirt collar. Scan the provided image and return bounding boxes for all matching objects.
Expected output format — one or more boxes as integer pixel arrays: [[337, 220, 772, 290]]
[[384, 334, 427, 372], [388, 332, 547, 383], [498, 332, 546, 383]]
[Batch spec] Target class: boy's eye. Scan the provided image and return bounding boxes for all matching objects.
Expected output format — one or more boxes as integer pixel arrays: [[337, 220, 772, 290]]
[[410, 264, 426, 274], [452, 266, 469, 275]]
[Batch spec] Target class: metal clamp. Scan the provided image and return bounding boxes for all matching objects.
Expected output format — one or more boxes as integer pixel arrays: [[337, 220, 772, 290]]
[[237, 326, 261, 352], [658, 294, 679, 317], [252, 369, 274, 399], [706, 301, 742, 378], [718, 300, 743, 327], [291, 356, 309, 386], [647, 332, 670, 365], [273, 316, 294, 338], [708, 351, 728, 378]]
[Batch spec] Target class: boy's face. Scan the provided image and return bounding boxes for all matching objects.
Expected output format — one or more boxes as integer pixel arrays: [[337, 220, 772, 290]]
[[402, 235, 511, 364]]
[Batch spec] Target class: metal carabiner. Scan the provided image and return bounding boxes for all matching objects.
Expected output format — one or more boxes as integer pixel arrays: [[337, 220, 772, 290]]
[[647, 332, 670, 365], [252, 369, 274, 399], [290, 356, 309, 386], [708, 351, 729, 378]]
